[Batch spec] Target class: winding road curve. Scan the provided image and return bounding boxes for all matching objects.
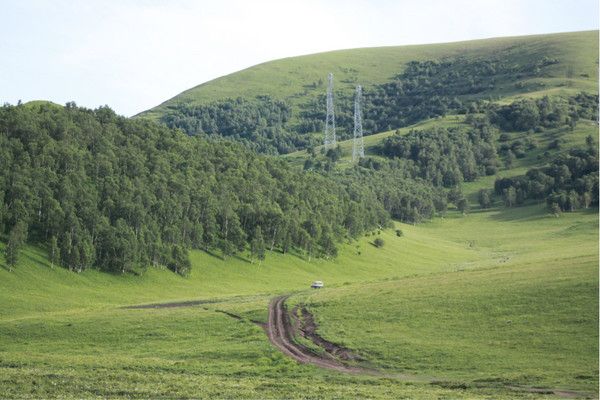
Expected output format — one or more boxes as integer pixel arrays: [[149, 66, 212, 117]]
[[266, 295, 368, 373]]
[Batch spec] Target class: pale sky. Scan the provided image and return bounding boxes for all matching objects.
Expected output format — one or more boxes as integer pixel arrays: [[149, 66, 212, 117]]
[[1, 0, 598, 116]]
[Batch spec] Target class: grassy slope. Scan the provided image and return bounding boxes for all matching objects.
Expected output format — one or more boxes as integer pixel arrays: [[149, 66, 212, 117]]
[[294, 206, 598, 392], [2, 30, 598, 400], [2, 112, 598, 399], [140, 30, 598, 121], [1, 206, 597, 398], [2, 130, 598, 398], [0, 217, 483, 398], [281, 117, 600, 394]]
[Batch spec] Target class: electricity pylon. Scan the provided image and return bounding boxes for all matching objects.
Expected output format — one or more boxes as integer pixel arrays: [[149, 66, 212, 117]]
[[352, 85, 364, 162], [323, 73, 336, 148]]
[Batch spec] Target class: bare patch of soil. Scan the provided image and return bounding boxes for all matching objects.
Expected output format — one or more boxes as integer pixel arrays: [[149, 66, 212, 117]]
[[123, 299, 219, 309], [291, 305, 363, 362]]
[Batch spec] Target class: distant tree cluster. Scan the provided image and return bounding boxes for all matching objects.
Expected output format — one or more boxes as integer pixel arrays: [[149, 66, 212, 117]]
[[0, 103, 388, 273], [341, 161, 446, 223], [298, 56, 561, 138], [159, 56, 567, 155], [160, 96, 310, 154], [486, 93, 598, 132], [377, 124, 499, 187], [493, 143, 598, 212]]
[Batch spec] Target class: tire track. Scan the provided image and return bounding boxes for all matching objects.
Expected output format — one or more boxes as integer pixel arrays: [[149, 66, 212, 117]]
[[266, 295, 374, 374]]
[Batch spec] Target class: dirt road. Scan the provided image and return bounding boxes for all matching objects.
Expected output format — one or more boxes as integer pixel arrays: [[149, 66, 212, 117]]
[[266, 295, 373, 373]]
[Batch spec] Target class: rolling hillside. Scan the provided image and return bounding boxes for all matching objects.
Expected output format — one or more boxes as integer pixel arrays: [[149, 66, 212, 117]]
[[137, 30, 597, 155], [141, 30, 598, 120], [1, 201, 597, 398]]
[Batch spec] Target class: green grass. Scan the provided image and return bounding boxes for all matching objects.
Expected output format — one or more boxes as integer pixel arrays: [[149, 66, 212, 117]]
[[293, 205, 598, 393], [0, 216, 478, 320], [0, 218, 491, 399], [1, 201, 597, 398], [139, 30, 598, 122]]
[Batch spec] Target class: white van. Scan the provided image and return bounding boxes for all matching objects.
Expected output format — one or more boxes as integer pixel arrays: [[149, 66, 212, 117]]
[[311, 281, 324, 289]]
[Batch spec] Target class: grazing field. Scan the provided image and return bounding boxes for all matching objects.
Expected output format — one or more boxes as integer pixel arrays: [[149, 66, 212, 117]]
[[2, 27, 598, 399], [1, 198, 597, 398], [292, 205, 598, 394], [2, 95, 598, 399]]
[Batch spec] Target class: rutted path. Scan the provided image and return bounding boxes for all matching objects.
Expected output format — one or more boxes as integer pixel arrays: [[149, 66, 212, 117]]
[[266, 295, 370, 374]]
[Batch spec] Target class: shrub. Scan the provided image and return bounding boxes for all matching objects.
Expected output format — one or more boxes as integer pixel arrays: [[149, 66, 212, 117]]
[[374, 238, 385, 248], [395, 229, 403, 237]]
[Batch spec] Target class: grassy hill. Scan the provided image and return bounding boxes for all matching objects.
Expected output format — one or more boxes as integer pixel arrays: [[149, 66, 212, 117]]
[[137, 30, 597, 155], [291, 206, 598, 393], [140, 30, 598, 121]]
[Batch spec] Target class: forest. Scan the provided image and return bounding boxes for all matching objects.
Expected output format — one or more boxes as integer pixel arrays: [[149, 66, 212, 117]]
[[376, 123, 499, 187], [486, 92, 598, 131], [1, 73, 596, 276], [159, 96, 303, 155], [158, 55, 563, 155], [0, 103, 390, 275], [493, 142, 599, 212]]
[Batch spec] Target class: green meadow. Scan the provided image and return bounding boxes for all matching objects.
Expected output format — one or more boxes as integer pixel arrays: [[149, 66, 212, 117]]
[[2, 106, 598, 399], [1, 199, 597, 398], [294, 206, 598, 392]]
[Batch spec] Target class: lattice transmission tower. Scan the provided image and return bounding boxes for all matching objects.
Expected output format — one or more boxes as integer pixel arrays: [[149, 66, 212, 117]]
[[323, 73, 336, 148], [352, 85, 365, 162]]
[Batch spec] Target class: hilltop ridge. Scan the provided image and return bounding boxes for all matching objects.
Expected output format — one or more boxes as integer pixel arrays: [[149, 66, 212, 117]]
[[137, 30, 598, 154]]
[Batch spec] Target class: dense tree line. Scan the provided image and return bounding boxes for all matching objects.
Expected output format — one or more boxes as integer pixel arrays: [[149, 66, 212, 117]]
[[493, 142, 598, 212], [0, 103, 389, 273], [376, 123, 499, 187], [304, 150, 462, 222], [343, 161, 446, 223], [486, 93, 598, 132], [160, 96, 306, 155], [298, 56, 560, 138]]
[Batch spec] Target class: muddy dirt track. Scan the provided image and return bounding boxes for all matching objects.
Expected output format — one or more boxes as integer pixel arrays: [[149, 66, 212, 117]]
[[266, 295, 371, 374]]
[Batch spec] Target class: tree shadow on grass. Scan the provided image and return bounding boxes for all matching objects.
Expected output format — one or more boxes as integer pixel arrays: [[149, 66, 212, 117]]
[[487, 203, 551, 222], [232, 254, 252, 264], [203, 249, 224, 260], [23, 247, 53, 269]]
